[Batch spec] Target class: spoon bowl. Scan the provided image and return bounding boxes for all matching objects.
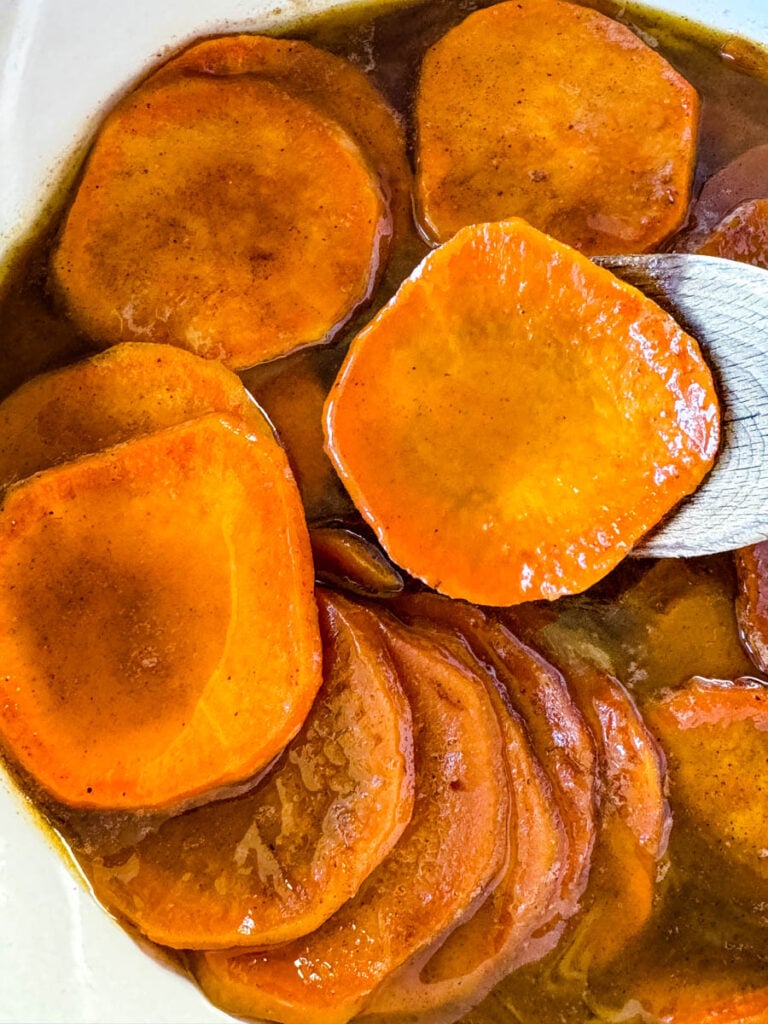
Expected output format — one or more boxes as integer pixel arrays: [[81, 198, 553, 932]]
[[596, 253, 768, 557]]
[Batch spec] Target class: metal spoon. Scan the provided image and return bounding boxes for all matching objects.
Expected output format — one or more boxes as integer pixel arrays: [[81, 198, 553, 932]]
[[594, 253, 768, 558]]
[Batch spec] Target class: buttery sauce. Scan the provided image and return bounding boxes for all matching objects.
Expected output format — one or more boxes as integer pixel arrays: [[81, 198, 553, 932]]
[[2, 2, 768, 1022]]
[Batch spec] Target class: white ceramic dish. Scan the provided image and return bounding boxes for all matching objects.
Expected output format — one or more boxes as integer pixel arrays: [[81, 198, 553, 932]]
[[1, 1, 767, 1021]]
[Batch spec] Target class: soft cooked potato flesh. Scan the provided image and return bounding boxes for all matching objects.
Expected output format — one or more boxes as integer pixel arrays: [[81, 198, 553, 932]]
[[386, 597, 595, 982], [735, 542, 768, 673], [0, 342, 272, 492], [645, 678, 768, 884], [191, 607, 509, 1024], [81, 590, 415, 949], [695, 198, 768, 268], [152, 33, 413, 251], [489, 618, 666, 1024], [52, 75, 386, 369], [325, 219, 720, 605], [0, 414, 321, 810], [249, 358, 350, 522], [365, 605, 567, 1022], [416, 0, 699, 252], [310, 525, 404, 598]]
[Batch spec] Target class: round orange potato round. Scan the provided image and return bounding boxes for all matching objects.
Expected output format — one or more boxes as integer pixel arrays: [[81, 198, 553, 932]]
[[416, 0, 699, 252], [0, 414, 321, 810], [52, 75, 387, 369], [0, 342, 273, 492], [325, 219, 719, 605]]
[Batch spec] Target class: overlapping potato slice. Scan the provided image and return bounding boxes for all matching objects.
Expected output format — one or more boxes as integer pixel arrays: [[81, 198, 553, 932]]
[[400, 597, 596, 922], [628, 979, 768, 1023], [79, 590, 414, 949], [645, 677, 768, 884], [52, 73, 386, 368], [151, 33, 413, 255], [324, 219, 719, 605], [695, 198, 768, 267], [678, 144, 768, 252], [364, 603, 567, 1022], [191, 607, 510, 1024], [0, 342, 271, 492], [415, 0, 699, 251], [310, 526, 404, 598], [248, 355, 352, 521], [735, 542, 768, 673], [0, 414, 320, 809], [504, 607, 670, 972]]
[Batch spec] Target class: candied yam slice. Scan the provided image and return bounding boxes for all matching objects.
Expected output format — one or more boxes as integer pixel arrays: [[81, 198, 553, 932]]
[[397, 594, 595, 922], [645, 678, 768, 882], [735, 541, 768, 674], [153, 33, 413, 253], [80, 590, 414, 949], [52, 74, 386, 369], [248, 356, 352, 521], [695, 198, 768, 268], [0, 342, 272, 492], [415, 0, 699, 251], [325, 218, 720, 605], [191, 608, 509, 1024], [680, 144, 768, 250], [310, 526, 404, 598], [626, 973, 768, 1024], [504, 607, 669, 971], [0, 414, 321, 809], [365, 604, 567, 1022]]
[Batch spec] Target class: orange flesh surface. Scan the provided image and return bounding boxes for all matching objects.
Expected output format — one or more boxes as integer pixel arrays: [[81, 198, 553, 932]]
[[501, 606, 668, 983], [413, 596, 597, 923], [52, 74, 386, 369], [249, 358, 350, 522], [0, 414, 321, 809], [80, 590, 414, 949], [0, 342, 272, 492], [644, 679, 768, 885], [695, 198, 768, 267], [415, 0, 699, 251], [152, 33, 413, 252], [310, 526, 404, 598], [366, 607, 567, 1021], [192, 608, 509, 1024], [325, 218, 720, 605]]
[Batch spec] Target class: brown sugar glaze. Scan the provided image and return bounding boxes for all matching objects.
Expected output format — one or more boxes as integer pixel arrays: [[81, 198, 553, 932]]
[[1, 1, 768, 1021]]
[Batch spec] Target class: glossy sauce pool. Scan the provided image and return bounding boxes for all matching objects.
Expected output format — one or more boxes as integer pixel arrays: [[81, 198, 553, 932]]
[[1, 2, 768, 1021]]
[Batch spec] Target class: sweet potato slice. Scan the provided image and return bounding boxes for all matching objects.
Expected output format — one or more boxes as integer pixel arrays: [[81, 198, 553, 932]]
[[364, 604, 567, 1022], [79, 590, 414, 949], [152, 33, 413, 256], [622, 973, 768, 1024], [645, 678, 768, 884], [248, 356, 351, 521], [415, 0, 699, 251], [735, 542, 768, 674], [0, 342, 271, 492], [191, 607, 509, 1024], [52, 74, 386, 369], [679, 144, 768, 251], [0, 414, 320, 809], [310, 526, 404, 598], [694, 198, 768, 268], [393, 595, 595, 923], [503, 607, 669, 971], [325, 218, 719, 605]]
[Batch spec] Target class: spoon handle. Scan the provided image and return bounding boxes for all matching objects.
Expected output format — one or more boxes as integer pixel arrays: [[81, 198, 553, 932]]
[[595, 253, 768, 558]]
